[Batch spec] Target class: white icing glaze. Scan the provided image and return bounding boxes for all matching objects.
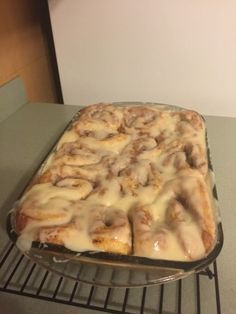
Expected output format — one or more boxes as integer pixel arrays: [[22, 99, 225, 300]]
[[15, 104, 216, 261], [56, 130, 79, 150]]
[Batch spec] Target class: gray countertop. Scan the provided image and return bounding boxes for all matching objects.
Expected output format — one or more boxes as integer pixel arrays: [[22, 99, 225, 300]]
[[0, 103, 235, 314]]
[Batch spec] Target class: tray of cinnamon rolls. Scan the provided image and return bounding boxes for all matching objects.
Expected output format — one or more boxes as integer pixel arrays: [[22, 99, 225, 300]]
[[7, 102, 223, 287]]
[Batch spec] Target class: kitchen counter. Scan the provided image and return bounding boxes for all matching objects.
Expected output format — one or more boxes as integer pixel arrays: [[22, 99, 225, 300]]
[[0, 102, 235, 314]]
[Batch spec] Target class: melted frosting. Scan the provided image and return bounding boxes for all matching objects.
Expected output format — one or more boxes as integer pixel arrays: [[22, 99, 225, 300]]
[[15, 104, 215, 261]]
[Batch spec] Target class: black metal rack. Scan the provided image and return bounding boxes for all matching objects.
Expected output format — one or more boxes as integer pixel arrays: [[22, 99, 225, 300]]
[[0, 240, 221, 314]]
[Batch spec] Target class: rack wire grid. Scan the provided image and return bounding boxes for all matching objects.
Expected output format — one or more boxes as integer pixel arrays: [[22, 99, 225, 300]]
[[0, 240, 221, 314]]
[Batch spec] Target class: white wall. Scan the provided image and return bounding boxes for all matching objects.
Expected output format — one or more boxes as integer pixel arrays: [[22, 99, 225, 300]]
[[49, 0, 236, 117]]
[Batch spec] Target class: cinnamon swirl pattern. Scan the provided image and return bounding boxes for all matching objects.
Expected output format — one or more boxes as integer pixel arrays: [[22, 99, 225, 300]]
[[15, 103, 216, 261]]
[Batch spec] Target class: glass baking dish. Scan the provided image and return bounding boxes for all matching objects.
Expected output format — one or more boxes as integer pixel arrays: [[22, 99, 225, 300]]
[[6, 102, 224, 287]]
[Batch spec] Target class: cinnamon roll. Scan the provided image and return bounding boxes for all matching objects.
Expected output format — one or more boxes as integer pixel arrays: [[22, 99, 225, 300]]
[[53, 141, 102, 166], [164, 173, 216, 253], [159, 140, 208, 176], [122, 105, 164, 137], [14, 103, 217, 261], [15, 181, 93, 234], [174, 110, 205, 135], [131, 207, 188, 260], [166, 199, 205, 260], [88, 207, 132, 254], [74, 103, 123, 136]]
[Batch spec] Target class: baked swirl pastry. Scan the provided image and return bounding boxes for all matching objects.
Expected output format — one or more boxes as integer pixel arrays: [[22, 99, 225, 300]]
[[14, 103, 216, 261]]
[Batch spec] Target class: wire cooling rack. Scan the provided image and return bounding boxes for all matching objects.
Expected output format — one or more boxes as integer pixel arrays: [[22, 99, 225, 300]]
[[0, 241, 221, 314]]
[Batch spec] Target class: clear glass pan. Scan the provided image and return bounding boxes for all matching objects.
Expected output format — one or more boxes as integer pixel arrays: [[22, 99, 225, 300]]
[[7, 102, 224, 287]]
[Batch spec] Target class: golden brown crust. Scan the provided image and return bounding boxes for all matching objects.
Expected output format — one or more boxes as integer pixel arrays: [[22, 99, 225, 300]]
[[88, 207, 132, 254], [91, 238, 131, 255], [38, 225, 74, 246], [15, 212, 30, 233]]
